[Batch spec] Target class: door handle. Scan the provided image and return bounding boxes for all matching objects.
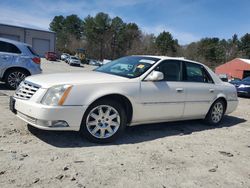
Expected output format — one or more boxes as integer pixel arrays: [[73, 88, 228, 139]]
[[176, 88, 184, 92], [209, 89, 215, 93]]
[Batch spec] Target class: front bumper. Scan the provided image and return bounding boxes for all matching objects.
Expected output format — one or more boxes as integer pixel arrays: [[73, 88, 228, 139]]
[[237, 88, 250, 97], [12, 97, 87, 131]]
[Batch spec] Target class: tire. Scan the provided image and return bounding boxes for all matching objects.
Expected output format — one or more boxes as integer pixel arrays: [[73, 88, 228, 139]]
[[5, 69, 29, 90], [205, 99, 226, 125], [80, 99, 127, 143]]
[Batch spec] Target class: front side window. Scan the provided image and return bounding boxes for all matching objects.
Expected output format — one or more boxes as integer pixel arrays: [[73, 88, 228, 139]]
[[185, 62, 213, 83], [0, 41, 21, 54], [95, 56, 160, 78], [154, 60, 182, 81]]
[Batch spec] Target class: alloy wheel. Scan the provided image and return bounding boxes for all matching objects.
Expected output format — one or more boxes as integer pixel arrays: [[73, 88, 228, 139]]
[[7, 71, 26, 89], [86, 105, 121, 139], [211, 102, 224, 123]]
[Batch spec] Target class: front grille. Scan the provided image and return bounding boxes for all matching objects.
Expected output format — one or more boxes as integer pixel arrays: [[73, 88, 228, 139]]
[[14, 81, 40, 100]]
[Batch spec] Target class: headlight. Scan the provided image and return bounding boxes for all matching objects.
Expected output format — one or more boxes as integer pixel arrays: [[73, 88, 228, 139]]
[[41, 85, 72, 106], [239, 84, 250, 88]]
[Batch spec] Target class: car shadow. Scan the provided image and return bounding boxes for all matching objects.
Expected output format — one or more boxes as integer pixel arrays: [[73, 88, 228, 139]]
[[0, 82, 10, 91], [27, 115, 246, 148], [70, 64, 84, 68]]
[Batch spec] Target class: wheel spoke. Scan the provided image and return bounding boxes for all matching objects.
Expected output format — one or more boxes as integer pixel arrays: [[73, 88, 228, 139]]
[[92, 126, 100, 134], [87, 121, 97, 126], [90, 113, 99, 120], [104, 107, 111, 117], [98, 107, 105, 116], [99, 129, 105, 138], [106, 126, 113, 133], [110, 121, 119, 127], [109, 113, 117, 120]]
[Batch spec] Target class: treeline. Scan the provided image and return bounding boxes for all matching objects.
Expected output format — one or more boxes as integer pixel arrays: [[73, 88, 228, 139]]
[[50, 12, 250, 68]]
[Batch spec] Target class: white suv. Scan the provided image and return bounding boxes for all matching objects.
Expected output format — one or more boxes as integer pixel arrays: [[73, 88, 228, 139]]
[[0, 37, 42, 89]]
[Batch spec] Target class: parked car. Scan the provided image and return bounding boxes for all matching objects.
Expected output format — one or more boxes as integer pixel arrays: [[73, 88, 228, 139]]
[[68, 56, 81, 66], [61, 53, 69, 61], [102, 59, 111, 65], [0, 37, 42, 89], [218, 74, 229, 82], [230, 76, 250, 97], [45, 52, 57, 61], [89, 59, 102, 66], [64, 56, 70, 64], [10, 55, 238, 143]]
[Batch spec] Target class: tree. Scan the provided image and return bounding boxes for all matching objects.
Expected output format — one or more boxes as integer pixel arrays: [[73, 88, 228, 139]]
[[239, 33, 250, 58], [63, 14, 82, 39], [49, 15, 64, 33], [155, 31, 178, 56], [50, 12, 249, 66], [110, 17, 126, 58], [83, 12, 111, 59]]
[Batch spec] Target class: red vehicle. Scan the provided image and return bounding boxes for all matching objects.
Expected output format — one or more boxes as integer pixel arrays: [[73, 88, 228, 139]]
[[45, 52, 57, 61]]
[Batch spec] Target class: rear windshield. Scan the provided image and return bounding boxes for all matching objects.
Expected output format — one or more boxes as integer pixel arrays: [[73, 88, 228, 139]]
[[27, 46, 39, 56]]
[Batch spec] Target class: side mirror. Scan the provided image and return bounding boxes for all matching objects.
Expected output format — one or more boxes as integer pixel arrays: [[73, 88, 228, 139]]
[[144, 71, 164, 81]]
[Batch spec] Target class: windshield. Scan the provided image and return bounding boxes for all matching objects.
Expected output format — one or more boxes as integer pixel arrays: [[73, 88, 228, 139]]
[[71, 57, 78, 60], [243, 76, 250, 82], [95, 56, 159, 78]]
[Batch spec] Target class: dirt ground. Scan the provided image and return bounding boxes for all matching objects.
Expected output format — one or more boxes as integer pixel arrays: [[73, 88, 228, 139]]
[[0, 60, 250, 188]]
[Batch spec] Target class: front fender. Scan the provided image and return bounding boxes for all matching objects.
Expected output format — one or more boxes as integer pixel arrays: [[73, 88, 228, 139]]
[[64, 82, 139, 107]]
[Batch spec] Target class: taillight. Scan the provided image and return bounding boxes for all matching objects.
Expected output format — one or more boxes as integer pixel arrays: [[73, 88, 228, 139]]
[[32, 57, 41, 64]]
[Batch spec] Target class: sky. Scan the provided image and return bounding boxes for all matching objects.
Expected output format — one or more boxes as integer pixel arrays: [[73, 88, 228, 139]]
[[0, 0, 250, 44]]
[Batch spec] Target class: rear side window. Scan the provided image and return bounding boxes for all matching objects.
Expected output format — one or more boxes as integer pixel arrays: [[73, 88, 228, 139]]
[[155, 60, 182, 81], [184, 62, 213, 83], [0, 41, 21, 54], [27, 46, 38, 56]]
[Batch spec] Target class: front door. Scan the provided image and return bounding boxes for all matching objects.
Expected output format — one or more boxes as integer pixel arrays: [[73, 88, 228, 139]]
[[139, 60, 186, 122]]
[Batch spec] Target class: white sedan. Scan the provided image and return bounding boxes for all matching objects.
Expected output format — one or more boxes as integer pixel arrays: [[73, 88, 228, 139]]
[[10, 55, 238, 143], [68, 56, 81, 66]]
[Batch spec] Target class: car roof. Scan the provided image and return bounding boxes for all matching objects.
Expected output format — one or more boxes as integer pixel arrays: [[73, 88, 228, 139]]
[[133, 55, 202, 65], [0, 37, 30, 46]]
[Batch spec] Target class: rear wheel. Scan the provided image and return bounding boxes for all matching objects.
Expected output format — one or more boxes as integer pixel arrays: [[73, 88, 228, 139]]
[[5, 69, 28, 89], [80, 99, 127, 143], [205, 99, 226, 125]]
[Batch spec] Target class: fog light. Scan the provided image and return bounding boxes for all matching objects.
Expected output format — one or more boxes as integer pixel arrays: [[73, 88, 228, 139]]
[[37, 120, 69, 127]]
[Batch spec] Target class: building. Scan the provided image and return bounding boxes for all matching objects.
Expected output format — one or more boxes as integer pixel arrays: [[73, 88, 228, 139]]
[[215, 58, 250, 79], [0, 23, 55, 56]]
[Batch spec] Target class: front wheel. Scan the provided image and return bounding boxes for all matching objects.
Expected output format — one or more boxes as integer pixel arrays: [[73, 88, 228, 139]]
[[205, 99, 226, 125], [80, 99, 127, 143]]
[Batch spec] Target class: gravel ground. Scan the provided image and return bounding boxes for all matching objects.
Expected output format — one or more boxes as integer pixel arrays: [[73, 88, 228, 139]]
[[0, 60, 250, 188]]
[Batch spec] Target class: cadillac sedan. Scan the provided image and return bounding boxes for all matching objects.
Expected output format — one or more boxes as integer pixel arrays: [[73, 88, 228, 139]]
[[10, 55, 238, 143]]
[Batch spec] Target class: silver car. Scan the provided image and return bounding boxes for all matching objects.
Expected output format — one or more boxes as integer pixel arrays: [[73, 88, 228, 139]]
[[0, 37, 42, 89], [68, 56, 81, 66]]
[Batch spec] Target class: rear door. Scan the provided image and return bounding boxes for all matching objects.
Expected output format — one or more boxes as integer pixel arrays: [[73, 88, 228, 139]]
[[0, 41, 21, 77], [183, 61, 217, 118]]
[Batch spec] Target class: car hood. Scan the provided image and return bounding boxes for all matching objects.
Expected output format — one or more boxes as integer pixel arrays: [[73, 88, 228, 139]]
[[240, 81, 250, 85], [25, 71, 129, 88]]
